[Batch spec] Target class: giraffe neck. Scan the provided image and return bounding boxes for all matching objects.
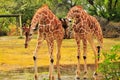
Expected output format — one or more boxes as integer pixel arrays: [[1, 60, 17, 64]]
[[29, 6, 49, 34]]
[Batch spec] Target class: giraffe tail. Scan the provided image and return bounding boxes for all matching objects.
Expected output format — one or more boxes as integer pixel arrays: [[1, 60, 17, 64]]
[[96, 37, 103, 61], [96, 27, 103, 61]]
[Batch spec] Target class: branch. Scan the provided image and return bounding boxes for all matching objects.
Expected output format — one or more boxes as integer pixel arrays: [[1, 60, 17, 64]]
[[113, 0, 118, 9], [108, 0, 112, 10], [87, 0, 94, 5]]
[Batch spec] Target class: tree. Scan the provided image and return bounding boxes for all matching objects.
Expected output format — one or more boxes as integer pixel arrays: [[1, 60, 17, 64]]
[[87, 0, 120, 21]]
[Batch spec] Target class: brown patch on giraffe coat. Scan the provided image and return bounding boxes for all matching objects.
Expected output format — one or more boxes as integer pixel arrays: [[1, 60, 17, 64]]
[[44, 15, 47, 20], [39, 25, 43, 32], [55, 23, 61, 30], [54, 18, 57, 25], [42, 10, 47, 15], [45, 25, 49, 32], [76, 6, 83, 9], [79, 28, 85, 34], [45, 18, 50, 24], [49, 13, 53, 20], [35, 14, 39, 19]]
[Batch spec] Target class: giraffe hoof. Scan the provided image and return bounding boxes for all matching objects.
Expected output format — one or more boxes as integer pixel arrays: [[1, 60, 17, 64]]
[[58, 78, 61, 80], [52, 76, 55, 80], [49, 75, 54, 80], [93, 72, 98, 77], [75, 77, 80, 80], [93, 73, 98, 80], [34, 74, 38, 80], [83, 77, 87, 80]]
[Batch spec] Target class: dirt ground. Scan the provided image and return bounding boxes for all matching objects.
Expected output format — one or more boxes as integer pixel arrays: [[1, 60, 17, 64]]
[[0, 64, 103, 80]]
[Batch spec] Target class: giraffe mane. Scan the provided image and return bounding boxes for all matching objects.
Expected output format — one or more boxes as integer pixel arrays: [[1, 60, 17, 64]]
[[41, 4, 49, 9], [30, 4, 49, 29], [76, 6, 83, 9]]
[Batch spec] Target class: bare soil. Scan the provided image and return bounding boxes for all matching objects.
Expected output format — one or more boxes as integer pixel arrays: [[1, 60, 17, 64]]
[[0, 64, 103, 80]]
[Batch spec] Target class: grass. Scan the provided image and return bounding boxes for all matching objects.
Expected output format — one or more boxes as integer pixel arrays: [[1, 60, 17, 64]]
[[0, 36, 120, 71]]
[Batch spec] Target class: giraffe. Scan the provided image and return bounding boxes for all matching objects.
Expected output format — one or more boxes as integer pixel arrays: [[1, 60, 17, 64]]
[[23, 5, 64, 80], [66, 6, 103, 80]]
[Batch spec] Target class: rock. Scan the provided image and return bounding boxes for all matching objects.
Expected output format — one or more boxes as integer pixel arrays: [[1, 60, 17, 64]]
[[96, 17, 120, 38]]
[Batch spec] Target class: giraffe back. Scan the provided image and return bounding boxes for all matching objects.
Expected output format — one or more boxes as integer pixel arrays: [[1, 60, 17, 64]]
[[30, 5, 64, 40]]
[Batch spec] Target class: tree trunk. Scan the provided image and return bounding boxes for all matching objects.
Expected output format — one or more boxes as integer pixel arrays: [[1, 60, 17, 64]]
[[113, 0, 118, 8]]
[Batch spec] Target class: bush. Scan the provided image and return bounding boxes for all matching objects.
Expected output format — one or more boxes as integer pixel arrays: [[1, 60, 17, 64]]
[[99, 45, 120, 80], [8, 24, 18, 36]]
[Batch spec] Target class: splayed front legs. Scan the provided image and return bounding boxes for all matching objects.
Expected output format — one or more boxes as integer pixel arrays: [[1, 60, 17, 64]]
[[47, 37, 63, 80], [56, 39, 62, 80], [33, 35, 43, 80], [75, 35, 81, 80], [47, 38, 54, 80]]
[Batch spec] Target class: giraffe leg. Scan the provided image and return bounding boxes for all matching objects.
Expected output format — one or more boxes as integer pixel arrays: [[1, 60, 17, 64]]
[[88, 38, 98, 80], [82, 39, 88, 80], [75, 35, 81, 80], [47, 39, 54, 80], [56, 39, 62, 80], [33, 35, 43, 80]]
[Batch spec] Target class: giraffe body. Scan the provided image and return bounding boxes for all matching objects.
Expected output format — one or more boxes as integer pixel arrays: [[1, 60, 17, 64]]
[[67, 6, 103, 43], [24, 5, 64, 80], [66, 6, 103, 80]]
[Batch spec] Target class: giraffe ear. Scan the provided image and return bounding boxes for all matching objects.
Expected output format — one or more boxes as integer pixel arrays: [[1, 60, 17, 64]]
[[63, 17, 70, 22], [68, 19, 72, 22]]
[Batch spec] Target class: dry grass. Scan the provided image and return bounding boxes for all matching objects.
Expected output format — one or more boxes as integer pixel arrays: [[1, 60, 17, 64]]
[[0, 36, 120, 71]]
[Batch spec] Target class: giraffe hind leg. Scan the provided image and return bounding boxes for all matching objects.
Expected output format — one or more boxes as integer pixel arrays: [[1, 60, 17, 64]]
[[88, 38, 98, 80]]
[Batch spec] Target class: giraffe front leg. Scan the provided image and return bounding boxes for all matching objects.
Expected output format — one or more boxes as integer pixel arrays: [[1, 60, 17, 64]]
[[56, 39, 62, 80], [33, 36, 43, 80], [33, 53, 38, 80], [82, 39, 88, 80], [88, 38, 98, 80], [75, 35, 81, 80], [47, 39, 54, 80]]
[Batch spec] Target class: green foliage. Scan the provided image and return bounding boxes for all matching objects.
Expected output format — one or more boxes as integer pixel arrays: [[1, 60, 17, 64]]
[[99, 45, 120, 80], [0, 0, 120, 22], [88, 0, 120, 21], [0, 0, 120, 36], [0, 19, 9, 36]]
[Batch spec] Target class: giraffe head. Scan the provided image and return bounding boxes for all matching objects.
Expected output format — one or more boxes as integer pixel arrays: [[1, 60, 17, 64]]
[[22, 23, 32, 48], [64, 17, 75, 34], [59, 18, 69, 29]]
